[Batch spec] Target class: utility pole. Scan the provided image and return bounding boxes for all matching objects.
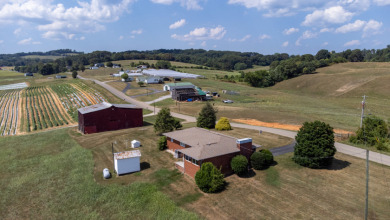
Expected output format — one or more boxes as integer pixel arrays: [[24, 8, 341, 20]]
[[365, 149, 369, 220], [360, 95, 366, 128]]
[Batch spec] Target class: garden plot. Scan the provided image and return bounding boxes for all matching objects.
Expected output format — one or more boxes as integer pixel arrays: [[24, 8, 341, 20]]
[[0, 90, 21, 136], [51, 82, 107, 120], [0, 82, 28, 90]]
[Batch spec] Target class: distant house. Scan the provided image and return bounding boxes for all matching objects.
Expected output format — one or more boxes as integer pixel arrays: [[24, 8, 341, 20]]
[[163, 82, 195, 91], [163, 127, 258, 178], [56, 75, 67, 79], [114, 150, 141, 175], [24, 73, 34, 77], [112, 64, 121, 68], [78, 102, 143, 134], [171, 87, 206, 101], [94, 63, 105, 68], [136, 76, 162, 84], [90, 66, 99, 70], [137, 65, 148, 69]]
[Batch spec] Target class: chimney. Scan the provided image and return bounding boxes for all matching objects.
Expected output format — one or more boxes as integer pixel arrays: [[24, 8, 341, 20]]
[[236, 138, 254, 160]]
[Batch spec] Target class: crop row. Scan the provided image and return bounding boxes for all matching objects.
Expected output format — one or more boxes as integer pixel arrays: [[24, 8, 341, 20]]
[[23, 87, 72, 132], [0, 89, 21, 136], [51, 82, 106, 120]]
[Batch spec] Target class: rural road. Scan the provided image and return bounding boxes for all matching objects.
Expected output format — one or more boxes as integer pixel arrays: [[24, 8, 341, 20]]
[[79, 76, 390, 166]]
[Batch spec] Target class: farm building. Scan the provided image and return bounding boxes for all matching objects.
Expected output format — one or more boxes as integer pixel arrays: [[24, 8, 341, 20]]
[[114, 150, 141, 175], [56, 75, 67, 79], [24, 73, 33, 76], [171, 87, 206, 101], [163, 127, 259, 178], [163, 82, 195, 91], [136, 76, 162, 84], [78, 102, 143, 134]]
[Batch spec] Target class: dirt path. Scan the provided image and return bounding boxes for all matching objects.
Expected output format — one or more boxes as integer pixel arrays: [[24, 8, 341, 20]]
[[233, 118, 353, 134]]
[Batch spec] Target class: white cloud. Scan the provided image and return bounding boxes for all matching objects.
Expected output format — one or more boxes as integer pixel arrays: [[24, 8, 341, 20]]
[[0, 0, 135, 40], [79, 36, 85, 40], [322, 42, 329, 46], [295, 30, 317, 46], [335, 20, 366, 33], [13, 28, 21, 35], [283, 27, 299, 35], [335, 19, 382, 37], [259, 34, 271, 40], [18, 38, 32, 45], [302, 6, 354, 26], [344, 40, 360, 46], [282, 41, 289, 47], [131, 29, 143, 35], [200, 41, 206, 47], [119, 35, 124, 40], [150, 0, 203, 10], [172, 25, 226, 41], [320, 28, 333, 33], [169, 19, 186, 29], [229, 34, 251, 42], [373, 0, 390, 6], [0, 40, 4, 44]]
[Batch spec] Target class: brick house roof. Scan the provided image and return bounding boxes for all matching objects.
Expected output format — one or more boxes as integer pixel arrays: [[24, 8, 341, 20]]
[[163, 127, 240, 160]]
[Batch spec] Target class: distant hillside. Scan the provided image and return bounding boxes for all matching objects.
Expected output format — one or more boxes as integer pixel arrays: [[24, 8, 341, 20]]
[[272, 62, 390, 99], [0, 49, 82, 66]]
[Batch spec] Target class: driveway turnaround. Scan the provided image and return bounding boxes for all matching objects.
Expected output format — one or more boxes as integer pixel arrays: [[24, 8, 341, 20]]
[[79, 76, 390, 166]]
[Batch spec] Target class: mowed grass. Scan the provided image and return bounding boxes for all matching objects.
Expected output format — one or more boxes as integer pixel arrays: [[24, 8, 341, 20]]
[[190, 152, 390, 219], [0, 128, 198, 219], [154, 63, 390, 133]]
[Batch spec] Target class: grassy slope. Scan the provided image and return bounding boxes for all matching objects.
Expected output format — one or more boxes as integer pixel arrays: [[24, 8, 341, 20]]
[[0, 128, 198, 219]]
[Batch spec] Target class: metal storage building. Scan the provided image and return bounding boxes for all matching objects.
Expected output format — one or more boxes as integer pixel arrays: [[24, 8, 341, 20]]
[[114, 150, 141, 175], [78, 102, 143, 134]]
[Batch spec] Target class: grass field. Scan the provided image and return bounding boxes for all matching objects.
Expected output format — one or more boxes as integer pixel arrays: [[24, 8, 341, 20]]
[[0, 128, 197, 219]]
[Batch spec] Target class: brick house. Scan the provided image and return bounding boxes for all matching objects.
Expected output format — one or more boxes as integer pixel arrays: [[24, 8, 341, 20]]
[[163, 127, 259, 178]]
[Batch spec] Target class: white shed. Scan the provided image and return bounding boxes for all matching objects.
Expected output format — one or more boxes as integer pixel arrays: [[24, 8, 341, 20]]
[[114, 150, 141, 175], [131, 140, 141, 148]]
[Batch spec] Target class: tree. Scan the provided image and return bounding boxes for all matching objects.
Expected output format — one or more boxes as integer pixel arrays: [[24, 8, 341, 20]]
[[158, 136, 167, 151], [251, 149, 274, 170], [79, 64, 85, 72], [350, 115, 389, 150], [195, 162, 225, 193], [293, 121, 336, 168], [106, 61, 113, 67], [197, 102, 217, 129], [215, 117, 232, 131], [154, 108, 182, 134], [138, 81, 144, 87], [155, 60, 171, 69], [315, 49, 331, 60], [234, 62, 247, 70], [230, 155, 248, 175], [121, 73, 129, 81], [72, 70, 78, 79]]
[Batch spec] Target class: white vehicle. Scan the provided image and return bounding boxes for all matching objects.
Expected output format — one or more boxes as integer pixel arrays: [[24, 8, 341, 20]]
[[223, 99, 234, 103]]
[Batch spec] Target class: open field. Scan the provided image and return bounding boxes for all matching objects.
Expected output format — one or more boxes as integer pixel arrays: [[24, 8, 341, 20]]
[[154, 63, 390, 135], [0, 128, 197, 219]]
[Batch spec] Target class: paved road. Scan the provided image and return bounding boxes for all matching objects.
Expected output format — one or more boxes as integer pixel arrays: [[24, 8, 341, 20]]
[[79, 76, 390, 166]]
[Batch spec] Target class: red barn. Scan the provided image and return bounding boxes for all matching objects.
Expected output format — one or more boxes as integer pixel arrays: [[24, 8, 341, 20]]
[[78, 102, 143, 134]]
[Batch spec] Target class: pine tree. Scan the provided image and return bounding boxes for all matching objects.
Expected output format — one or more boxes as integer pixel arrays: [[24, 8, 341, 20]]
[[197, 102, 217, 129], [154, 108, 182, 134]]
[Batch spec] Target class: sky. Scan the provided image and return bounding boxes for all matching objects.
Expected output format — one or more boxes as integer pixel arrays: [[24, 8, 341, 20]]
[[0, 0, 389, 55]]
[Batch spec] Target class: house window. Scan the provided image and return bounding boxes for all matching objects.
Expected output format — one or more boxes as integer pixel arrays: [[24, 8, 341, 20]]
[[180, 142, 185, 147], [170, 138, 173, 142]]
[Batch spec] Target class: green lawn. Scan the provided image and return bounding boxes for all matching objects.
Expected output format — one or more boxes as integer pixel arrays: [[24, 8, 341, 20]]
[[0, 128, 198, 219]]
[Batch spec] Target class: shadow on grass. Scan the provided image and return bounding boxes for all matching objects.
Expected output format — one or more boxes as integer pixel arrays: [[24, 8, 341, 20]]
[[326, 158, 351, 171], [143, 121, 153, 126], [238, 169, 257, 178], [140, 162, 151, 171]]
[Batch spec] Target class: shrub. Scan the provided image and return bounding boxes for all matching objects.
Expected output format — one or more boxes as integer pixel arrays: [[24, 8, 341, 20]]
[[350, 115, 389, 146], [195, 162, 225, 193], [251, 149, 274, 170], [121, 73, 129, 80], [293, 121, 336, 168], [138, 81, 144, 87], [230, 155, 248, 175], [215, 117, 232, 131], [72, 70, 78, 79], [158, 136, 167, 151]]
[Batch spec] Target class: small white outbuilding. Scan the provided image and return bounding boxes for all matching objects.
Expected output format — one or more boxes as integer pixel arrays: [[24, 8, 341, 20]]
[[114, 150, 141, 175], [131, 140, 141, 148]]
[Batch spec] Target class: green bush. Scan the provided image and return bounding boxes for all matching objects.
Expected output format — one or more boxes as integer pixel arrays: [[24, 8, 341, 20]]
[[230, 155, 248, 175], [154, 108, 182, 134], [215, 117, 232, 131], [251, 149, 274, 170], [350, 115, 389, 146], [293, 121, 336, 168], [195, 162, 225, 193], [158, 136, 167, 151]]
